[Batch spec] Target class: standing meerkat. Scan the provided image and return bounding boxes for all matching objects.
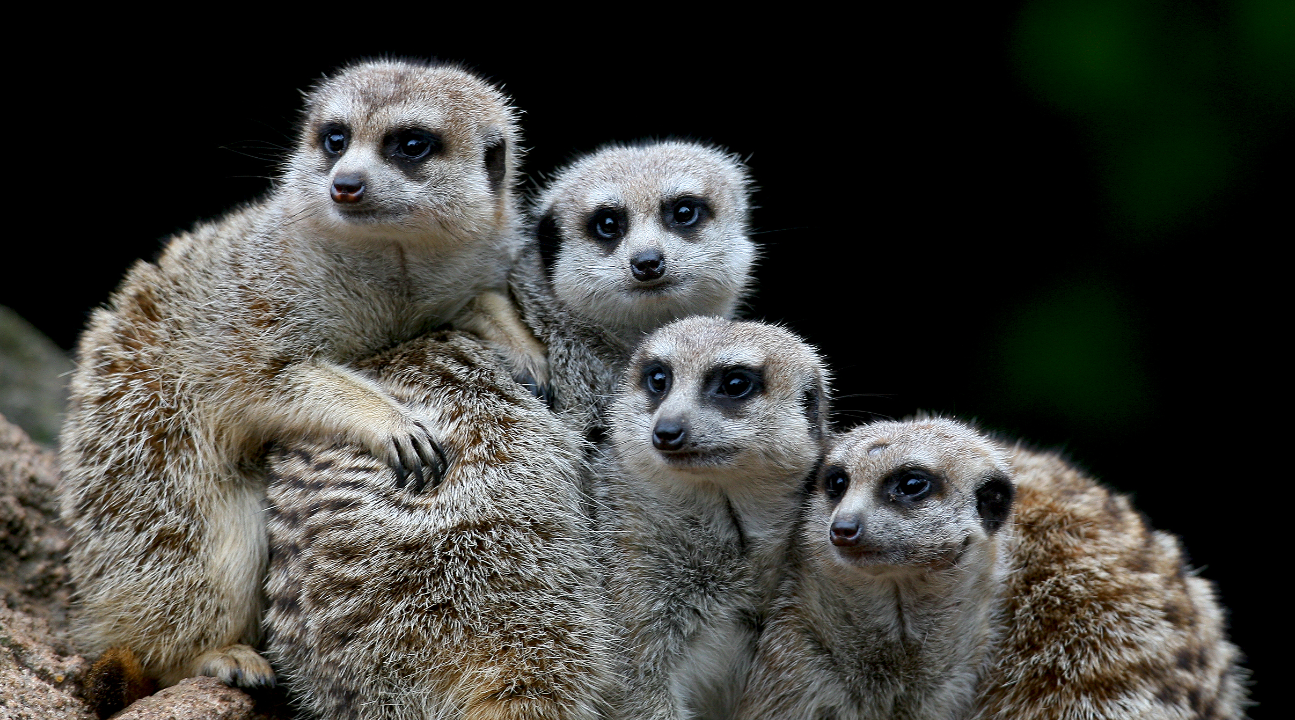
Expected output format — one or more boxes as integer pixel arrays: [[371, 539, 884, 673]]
[[261, 143, 759, 719], [59, 59, 544, 690], [736, 417, 1015, 720], [738, 420, 1249, 720], [597, 317, 829, 719]]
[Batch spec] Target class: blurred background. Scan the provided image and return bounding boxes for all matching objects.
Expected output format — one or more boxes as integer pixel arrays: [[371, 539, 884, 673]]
[[5, 1, 1286, 713]]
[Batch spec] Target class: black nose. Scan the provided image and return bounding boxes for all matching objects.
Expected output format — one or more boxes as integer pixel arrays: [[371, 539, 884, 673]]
[[830, 517, 862, 547], [630, 249, 666, 282], [331, 173, 365, 203], [652, 418, 687, 451]]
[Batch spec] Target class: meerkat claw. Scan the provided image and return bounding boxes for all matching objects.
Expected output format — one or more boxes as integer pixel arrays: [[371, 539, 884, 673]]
[[513, 369, 553, 407], [410, 425, 448, 490], [389, 426, 447, 494]]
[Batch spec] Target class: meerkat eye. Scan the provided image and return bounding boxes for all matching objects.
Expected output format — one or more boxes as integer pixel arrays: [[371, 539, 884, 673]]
[[666, 197, 708, 229], [390, 129, 442, 161], [894, 471, 934, 501], [718, 369, 758, 399], [643, 363, 672, 397], [588, 208, 626, 241], [824, 469, 850, 500], [321, 125, 349, 155]]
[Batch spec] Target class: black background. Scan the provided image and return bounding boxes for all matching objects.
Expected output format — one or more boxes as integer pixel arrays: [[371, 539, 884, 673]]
[[8, 8, 1281, 713]]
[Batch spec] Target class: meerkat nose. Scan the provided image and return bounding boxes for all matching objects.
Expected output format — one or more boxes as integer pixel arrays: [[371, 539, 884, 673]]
[[630, 248, 666, 282], [830, 517, 863, 546], [330, 173, 366, 204], [652, 418, 687, 451]]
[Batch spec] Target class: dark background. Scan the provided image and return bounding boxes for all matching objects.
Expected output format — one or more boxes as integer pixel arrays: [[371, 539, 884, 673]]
[[8, 3, 1286, 713]]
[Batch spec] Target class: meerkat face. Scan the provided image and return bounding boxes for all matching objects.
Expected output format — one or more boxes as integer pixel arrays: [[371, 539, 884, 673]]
[[807, 419, 1014, 577], [610, 317, 827, 495], [280, 60, 520, 246], [535, 142, 756, 339]]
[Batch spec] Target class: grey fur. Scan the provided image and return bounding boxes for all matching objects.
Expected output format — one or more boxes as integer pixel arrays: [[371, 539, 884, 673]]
[[738, 419, 1250, 720], [737, 418, 1014, 720], [261, 141, 759, 719], [596, 317, 829, 719], [264, 332, 615, 720], [516, 140, 756, 441], [57, 59, 538, 688]]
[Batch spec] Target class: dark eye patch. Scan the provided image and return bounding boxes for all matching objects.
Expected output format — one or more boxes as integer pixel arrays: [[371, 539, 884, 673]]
[[878, 465, 942, 506], [663, 195, 711, 232], [320, 123, 349, 155], [703, 365, 764, 407], [587, 206, 627, 242], [383, 128, 443, 162], [822, 466, 850, 503], [640, 361, 672, 410]]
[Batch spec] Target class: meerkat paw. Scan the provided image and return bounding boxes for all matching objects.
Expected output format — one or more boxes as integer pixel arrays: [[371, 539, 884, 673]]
[[381, 415, 449, 494], [511, 361, 553, 407], [194, 644, 276, 688]]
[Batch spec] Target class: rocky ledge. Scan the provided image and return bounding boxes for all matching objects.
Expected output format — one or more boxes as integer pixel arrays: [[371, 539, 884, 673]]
[[1, 414, 287, 719]]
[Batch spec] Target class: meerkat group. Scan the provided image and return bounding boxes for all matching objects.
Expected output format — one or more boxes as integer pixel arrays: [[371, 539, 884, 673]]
[[60, 58, 1250, 719], [262, 141, 757, 719]]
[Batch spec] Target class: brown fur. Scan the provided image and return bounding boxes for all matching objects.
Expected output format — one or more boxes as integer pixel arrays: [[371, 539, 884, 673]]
[[59, 59, 537, 690], [976, 447, 1250, 719], [263, 332, 615, 720], [737, 421, 1249, 719], [82, 646, 155, 719]]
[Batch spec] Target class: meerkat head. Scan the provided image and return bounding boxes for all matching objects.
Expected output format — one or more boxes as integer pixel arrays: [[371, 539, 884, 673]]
[[281, 59, 520, 247], [610, 317, 827, 496], [808, 418, 1014, 578], [533, 141, 755, 341]]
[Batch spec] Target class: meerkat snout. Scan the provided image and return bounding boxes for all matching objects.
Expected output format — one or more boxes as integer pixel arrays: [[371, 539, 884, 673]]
[[651, 417, 687, 451], [828, 513, 863, 547], [630, 247, 666, 282], [330, 172, 365, 203]]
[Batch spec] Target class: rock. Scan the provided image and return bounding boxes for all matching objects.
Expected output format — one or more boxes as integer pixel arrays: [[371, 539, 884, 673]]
[[109, 677, 257, 720], [0, 305, 74, 447], [0, 411, 72, 631], [0, 605, 93, 720], [1, 411, 90, 719], [1, 413, 293, 719]]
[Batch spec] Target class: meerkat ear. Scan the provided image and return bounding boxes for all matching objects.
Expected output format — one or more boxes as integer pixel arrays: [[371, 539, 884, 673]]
[[802, 383, 824, 439], [976, 473, 1014, 533], [536, 212, 561, 282], [484, 137, 507, 194]]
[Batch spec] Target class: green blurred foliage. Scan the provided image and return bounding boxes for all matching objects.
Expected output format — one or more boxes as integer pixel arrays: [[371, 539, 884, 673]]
[[1014, 0, 1291, 235], [988, 280, 1153, 435]]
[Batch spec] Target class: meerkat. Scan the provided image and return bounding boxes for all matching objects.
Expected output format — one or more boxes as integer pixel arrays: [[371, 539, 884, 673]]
[[510, 139, 756, 440], [735, 417, 1015, 720], [58, 59, 545, 691], [263, 330, 616, 720], [597, 316, 830, 719], [975, 446, 1249, 720], [737, 420, 1249, 720], [259, 144, 759, 719]]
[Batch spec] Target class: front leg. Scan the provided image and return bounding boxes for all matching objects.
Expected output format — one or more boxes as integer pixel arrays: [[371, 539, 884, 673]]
[[251, 359, 447, 492], [456, 289, 551, 402]]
